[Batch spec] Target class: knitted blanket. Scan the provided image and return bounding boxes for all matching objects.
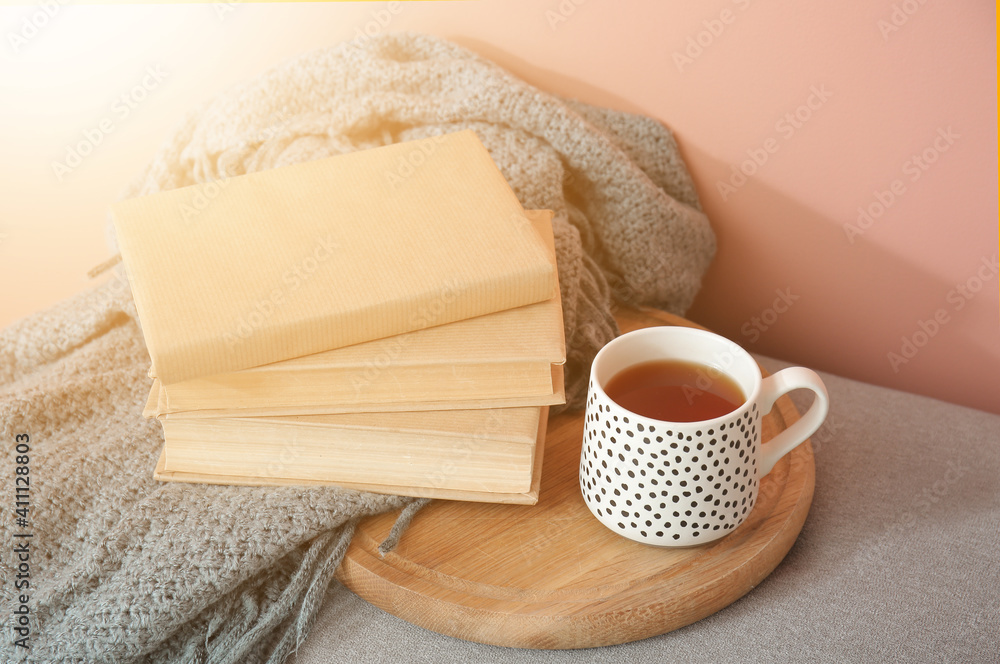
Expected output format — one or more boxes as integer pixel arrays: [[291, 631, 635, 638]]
[[0, 33, 713, 663]]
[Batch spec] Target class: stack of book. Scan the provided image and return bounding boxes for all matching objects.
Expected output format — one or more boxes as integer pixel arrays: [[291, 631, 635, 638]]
[[112, 130, 565, 504]]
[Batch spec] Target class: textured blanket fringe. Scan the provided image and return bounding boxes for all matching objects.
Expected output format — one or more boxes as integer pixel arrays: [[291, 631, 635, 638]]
[[289, 523, 358, 657], [378, 498, 431, 557], [204, 523, 357, 664], [87, 253, 122, 279]]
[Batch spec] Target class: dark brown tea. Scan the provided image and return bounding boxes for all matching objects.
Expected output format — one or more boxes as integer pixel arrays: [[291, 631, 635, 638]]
[[604, 359, 745, 422]]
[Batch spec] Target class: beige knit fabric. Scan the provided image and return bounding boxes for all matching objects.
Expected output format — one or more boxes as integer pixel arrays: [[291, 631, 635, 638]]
[[0, 33, 713, 662]]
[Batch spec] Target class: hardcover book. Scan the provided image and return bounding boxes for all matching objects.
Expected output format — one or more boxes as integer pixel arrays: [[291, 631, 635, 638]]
[[143, 211, 565, 417], [112, 130, 556, 384], [154, 407, 549, 505]]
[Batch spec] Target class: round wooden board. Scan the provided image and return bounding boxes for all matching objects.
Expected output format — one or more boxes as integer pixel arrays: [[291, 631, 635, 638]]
[[336, 307, 816, 649]]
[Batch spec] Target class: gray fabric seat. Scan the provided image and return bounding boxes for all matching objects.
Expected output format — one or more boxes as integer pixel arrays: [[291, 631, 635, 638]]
[[297, 357, 1000, 663]]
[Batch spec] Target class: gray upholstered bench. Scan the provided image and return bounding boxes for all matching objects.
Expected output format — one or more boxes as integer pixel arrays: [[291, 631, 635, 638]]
[[297, 357, 999, 663]]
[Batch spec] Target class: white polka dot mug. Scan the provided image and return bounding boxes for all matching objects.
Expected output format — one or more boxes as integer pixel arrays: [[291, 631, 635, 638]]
[[580, 326, 829, 547]]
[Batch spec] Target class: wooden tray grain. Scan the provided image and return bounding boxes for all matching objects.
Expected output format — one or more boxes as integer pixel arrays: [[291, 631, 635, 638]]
[[335, 307, 816, 649]]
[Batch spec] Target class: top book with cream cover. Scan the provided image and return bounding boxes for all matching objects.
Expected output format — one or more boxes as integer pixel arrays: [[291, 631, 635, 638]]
[[112, 130, 556, 385]]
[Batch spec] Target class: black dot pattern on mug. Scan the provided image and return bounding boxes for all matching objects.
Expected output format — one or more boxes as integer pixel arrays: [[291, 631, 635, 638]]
[[581, 379, 761, 544]]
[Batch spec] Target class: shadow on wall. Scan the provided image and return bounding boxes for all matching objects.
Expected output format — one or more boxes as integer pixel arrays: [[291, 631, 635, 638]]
[[450, 35, 648, 114], [443, 36, 999, 416], [682, 143, 999, 416]]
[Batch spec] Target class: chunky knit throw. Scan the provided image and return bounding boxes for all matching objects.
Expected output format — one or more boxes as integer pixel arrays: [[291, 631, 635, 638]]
[[0, 33, 713, 662]]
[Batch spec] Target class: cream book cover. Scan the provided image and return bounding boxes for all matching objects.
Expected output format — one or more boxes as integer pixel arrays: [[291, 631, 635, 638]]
[[112, 130, 556, 385], [146, 211, 566, 416]]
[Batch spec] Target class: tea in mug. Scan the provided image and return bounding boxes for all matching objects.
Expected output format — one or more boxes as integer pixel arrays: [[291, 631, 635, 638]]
[[604, 359, 745, 422]]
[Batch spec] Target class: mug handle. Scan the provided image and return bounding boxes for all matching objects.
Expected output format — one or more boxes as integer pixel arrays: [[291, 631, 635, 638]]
[[757, 367, 830, 475]]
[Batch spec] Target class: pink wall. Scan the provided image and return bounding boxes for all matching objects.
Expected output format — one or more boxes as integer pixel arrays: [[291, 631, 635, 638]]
[[1, 1, 996, 413], [664, 3, 998, 416]]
